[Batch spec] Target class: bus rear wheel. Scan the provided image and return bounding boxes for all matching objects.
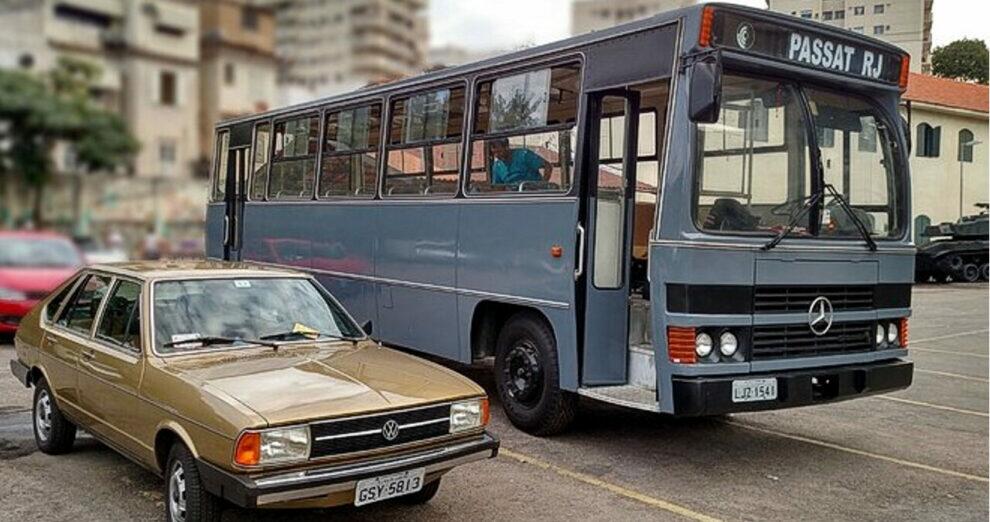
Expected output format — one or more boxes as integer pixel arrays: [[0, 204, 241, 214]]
[[494, 312, 576, 436]]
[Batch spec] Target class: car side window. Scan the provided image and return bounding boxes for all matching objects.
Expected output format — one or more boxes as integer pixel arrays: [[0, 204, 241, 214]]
[[57, 274, 112, 335], [95, 280, 142, 351], [44, 276, 80, 323]]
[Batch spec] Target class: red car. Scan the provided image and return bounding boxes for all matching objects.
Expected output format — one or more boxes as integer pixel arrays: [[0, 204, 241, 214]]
[[0, 231, 84, 334]]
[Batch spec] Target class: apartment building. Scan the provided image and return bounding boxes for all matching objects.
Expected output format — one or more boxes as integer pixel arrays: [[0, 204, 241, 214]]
[[0, 0, 201, 179], [199, 0, 277, 153], [767, 0, 933, 73], [572, 0, 695, 35], [261, 0, 429, 104]]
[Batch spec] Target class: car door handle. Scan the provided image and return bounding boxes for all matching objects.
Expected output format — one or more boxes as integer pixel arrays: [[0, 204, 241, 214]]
[[81, 349, 95, 360]]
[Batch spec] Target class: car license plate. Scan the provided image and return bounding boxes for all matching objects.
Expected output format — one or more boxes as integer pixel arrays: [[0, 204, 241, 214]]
[[731, 378, 778, 403], [354, 468, 425, 506]]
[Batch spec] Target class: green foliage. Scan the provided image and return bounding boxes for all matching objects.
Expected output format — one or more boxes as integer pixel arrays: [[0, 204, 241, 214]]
[[931, 39, 989, 84]]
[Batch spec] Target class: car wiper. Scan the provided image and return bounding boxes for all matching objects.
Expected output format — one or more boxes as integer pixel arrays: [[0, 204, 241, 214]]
[[822, 184, 878, 252], [259, 331, 353, 342], [762, 191, 824, 251], [162, 336, 280, 349]]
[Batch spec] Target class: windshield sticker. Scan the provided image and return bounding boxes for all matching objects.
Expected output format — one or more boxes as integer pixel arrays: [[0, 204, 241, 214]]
[[170, 333, 202, 344], [234, 280, 252, 288], [292, 322, 321, 339]]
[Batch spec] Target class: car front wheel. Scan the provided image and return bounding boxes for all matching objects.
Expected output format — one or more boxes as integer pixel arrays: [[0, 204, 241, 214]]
[[33, 378, 76, 454], [165, 443, 223, 522]]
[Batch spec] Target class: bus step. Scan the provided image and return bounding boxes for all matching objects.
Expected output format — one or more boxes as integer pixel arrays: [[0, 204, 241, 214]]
[[578, 385, 659, 412], [628, 344, 656, 390]]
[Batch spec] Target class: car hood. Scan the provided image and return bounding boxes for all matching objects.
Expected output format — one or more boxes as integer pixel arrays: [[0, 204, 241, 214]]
[[160, 341, 483, 426], [0, 267, 76, 295]]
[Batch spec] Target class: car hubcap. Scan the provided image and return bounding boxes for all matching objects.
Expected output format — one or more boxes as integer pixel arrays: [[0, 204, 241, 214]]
[[35, 391, 52, 442], [503, 341, 543, 406], [169, 461, 187, 522]]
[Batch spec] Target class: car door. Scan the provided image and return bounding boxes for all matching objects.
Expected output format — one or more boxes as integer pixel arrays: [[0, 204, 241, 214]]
[[49, 272, 113, 423], [77, 277, 149, 458]]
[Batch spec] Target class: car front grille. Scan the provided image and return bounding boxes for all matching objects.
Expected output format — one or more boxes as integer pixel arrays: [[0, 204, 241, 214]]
[[309, 404, 451, 459], [751, 321, 874, 360], [754, 285, 874, 313]]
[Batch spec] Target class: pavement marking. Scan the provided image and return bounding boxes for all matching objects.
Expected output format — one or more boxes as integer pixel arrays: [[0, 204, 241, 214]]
[[910, 328, 990, 346], [873, 395, 989, 418], [910, 346, 989, 359], [724, 421, 988, 484], [915, 368, 989, 383], [499, 448, 722, 522]]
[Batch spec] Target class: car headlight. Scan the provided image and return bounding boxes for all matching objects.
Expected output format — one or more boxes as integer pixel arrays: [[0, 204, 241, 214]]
[[887, 321, 899, 346], [235, 426, 310, 466], [449, 398, 489, 434], [875, 324, 886, 347], [0, 286, 26, 301], [719, 332, 738, 357], [695, 332, 713, 357]]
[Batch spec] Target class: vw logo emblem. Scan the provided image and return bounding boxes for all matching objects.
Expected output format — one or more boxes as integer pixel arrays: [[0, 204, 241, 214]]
[[736, 22, 755, 50], [381, 419, 400, 441], [807, 296, 834, 336]]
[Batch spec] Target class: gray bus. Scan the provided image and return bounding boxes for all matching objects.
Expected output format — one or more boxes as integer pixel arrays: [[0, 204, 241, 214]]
[[206, 3, 914, 435]]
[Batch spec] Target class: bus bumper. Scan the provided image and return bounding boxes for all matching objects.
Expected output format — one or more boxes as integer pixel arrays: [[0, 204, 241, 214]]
[[670, 359, 913, 416]]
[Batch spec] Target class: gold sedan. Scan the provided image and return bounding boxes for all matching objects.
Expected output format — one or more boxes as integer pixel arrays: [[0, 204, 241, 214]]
[[9, 261, 497, 521]]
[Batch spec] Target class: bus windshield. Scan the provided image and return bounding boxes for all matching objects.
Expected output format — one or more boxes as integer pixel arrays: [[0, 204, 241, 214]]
[[694, 73, 903, 240]]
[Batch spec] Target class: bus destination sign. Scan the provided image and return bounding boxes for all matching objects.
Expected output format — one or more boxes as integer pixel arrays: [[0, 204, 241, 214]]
[[709, 10, 903, 85]]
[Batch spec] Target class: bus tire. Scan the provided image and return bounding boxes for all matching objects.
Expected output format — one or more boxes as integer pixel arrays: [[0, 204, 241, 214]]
[[494, 312, 576, 436]]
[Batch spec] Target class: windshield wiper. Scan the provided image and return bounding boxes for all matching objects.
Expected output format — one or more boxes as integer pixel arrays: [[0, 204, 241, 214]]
[[259, 331, 353, 342], [762, 191, 824, 251], [162, 336, 280, 349], [822, 184, 878, 251]]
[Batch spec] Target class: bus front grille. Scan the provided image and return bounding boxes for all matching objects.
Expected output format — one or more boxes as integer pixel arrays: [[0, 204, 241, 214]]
[[754, 285, 875, 313], [308, 404, 451, 458], [751, 321, 874, 360]]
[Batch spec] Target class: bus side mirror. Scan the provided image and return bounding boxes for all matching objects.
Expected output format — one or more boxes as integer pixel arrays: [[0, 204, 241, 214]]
[[361, 320, 373, 336], [688, 54, 723, 124], [901, 116, 911, 154]]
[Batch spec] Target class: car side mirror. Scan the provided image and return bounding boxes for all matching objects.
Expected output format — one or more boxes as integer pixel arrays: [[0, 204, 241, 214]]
[[688, 52, 723, 124], [361, 320, 373, 336]]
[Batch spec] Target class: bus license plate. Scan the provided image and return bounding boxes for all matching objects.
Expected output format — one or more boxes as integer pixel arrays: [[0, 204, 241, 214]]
[[731, 378, 778, 403], [354, 468, 425, 506]]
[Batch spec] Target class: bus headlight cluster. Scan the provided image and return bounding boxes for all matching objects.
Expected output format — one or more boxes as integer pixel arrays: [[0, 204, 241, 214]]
[[694, 329, 741, 360], [876, 321, 903, 348], [695, 333, 713, 357]]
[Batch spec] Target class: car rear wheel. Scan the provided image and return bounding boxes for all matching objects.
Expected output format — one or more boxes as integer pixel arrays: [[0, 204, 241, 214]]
[[33, 378, 76, 455], [165, 443, 222, 522], [398, 477, 442, 505], [494, 312, 576, 436]]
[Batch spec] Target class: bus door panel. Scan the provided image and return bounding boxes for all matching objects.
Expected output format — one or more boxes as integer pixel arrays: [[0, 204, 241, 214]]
[[580, 92, 639, 385], [223, 145, 249, 261]]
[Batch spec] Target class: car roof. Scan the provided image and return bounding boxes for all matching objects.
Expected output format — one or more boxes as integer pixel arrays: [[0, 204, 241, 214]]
[[0, 229, 74, 240], [87, 260, 304, 281]]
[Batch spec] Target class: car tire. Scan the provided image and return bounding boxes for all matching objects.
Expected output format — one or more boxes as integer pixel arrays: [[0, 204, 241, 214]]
[[399, 477, 442, 505], [962, 263, 980, 282], [33, 378, 76, 455], [494, 312, 577, 436], [165, 443, 223, 522]]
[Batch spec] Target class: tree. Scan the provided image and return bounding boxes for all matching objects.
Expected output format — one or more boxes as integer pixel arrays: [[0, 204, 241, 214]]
[[932, 38, 989, 84], [0, 58, 139, 226]]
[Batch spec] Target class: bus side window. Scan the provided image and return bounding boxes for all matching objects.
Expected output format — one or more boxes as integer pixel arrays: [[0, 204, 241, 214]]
[[250, 122, 271, 200], [320, 104, 381, 198], [468, 64, 581, 195], [383, 87, 465, 197], [212, 130, 230, 202], [269, 114, 319, 200]]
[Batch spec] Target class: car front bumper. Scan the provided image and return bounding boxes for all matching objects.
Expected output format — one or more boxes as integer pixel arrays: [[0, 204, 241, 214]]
[[197, 431, 499, 508], [671, 359, 913, 416]]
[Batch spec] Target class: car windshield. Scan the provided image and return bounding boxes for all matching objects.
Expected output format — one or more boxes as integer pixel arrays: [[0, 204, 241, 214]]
[[153, 277, 363, 354], [0, 236, 83, 268], [694, 74, 903, 239]]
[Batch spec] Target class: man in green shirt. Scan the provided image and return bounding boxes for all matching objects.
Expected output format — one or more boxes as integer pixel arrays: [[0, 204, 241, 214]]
[[488, 138, 554, 186]]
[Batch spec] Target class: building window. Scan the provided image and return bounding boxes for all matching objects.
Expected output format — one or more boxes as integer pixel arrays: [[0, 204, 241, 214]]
[[835, 10, 845, 19], [958, 129, 975, 162], [823, 11, 833, 20], [224, 63, 236, 86], [54, 4, 112, 29], [873, 4, 885, 14], [159, 71, 177, 106], [800, 9, 812, 18], [160, 140, 177, 176], [853, 26, 864, 32], [916, 123, 941, 158], [242, 6, 259, 30], [873, 25, 884, 35], [853, 6, 865, 15]]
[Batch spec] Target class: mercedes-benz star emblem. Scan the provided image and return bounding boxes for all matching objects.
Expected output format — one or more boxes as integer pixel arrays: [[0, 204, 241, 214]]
[[807, 296, 834, 336], [736, 22, 755, 50], [381, 419, 400, 441]]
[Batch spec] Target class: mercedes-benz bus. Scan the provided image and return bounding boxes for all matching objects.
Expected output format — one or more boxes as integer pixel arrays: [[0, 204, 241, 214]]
[[205, 3, 914, 435]]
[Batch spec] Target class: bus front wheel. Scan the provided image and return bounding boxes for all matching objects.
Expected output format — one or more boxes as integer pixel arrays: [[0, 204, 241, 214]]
[[494, 312, 577, 436]]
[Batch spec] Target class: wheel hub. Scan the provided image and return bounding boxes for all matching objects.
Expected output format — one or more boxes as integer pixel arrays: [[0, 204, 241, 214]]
[[503, 342, 543, 405], [35, 391, 52, 442], [169, 461, 187, 522]]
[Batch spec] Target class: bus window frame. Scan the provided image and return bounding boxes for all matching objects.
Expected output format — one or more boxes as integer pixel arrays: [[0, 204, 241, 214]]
[[464, 57, 584, 199], [211, 129, 230, 203], [316, 97, 386, 201], [267, 110, 323, 201], [247, 118, 274, 202], [381, 80, 469, 200]]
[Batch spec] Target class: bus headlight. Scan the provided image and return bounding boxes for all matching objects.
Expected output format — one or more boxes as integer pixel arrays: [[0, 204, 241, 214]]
[[887, 322, 899, 346], [719, 332, 738, 357], [695, 332, 713, 357], [875, 324, 886, 347]]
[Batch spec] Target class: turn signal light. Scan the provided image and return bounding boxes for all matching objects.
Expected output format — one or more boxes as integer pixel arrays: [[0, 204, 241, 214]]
[[898, 54, 911, 91], [481, 398, 491, 426], [234, 432, 261, 466], [898, 318, 909, 348], [698, 6, 715, 47], [668, 326, 697, 364]]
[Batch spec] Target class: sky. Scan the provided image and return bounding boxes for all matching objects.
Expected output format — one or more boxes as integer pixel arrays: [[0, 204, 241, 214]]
[[429, 0, 990, 52]]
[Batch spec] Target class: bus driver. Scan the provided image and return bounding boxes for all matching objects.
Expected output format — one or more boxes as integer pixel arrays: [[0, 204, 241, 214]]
[[488, 138, 555, 187]]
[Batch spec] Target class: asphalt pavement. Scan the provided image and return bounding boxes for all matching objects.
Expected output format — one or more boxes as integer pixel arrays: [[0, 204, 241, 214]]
[[1, 284, 987, 521]]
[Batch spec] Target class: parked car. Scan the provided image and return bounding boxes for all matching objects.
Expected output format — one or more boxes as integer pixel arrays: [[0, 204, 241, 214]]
[[0, 230, 84, 334], [9, 261, 497, 521]]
